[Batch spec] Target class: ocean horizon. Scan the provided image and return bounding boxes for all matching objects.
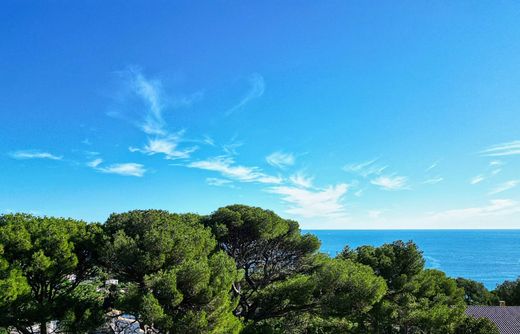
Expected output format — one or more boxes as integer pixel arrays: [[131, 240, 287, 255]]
[[305, 229, 520, 290]]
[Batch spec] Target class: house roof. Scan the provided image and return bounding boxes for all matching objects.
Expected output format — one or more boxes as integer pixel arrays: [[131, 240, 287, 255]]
[[465, 306, 520, 334]]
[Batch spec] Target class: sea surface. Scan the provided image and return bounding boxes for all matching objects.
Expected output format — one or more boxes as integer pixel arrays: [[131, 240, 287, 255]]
[[305, 230, 520, 290]]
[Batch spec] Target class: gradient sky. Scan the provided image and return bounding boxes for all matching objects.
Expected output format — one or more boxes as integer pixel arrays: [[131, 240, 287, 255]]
[[1, 1, 520, 228]]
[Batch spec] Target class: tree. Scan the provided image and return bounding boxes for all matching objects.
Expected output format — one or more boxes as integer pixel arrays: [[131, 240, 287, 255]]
[[456, 278, 497, 305], [494, 278, 520, 305], [455, 316, 499, 334], [0, 213, 102, 334], [205, 205, 386, 333], [104, 210, 242, 333], [340, 241, 425, 292], [0, 244, 31, 332], [403, 269, 465, 333], [57, 281, 107, 333], [203, 205, 321, 321], [342, 241, 466, 334]]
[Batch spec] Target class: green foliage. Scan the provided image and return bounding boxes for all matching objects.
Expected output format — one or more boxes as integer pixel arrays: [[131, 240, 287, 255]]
[[57, 281, 107, 333], [314, 259, 387, 319], [455, 316, 499, 334], [494, 277, 520, 305], [456, 277, 498, 305], [206, 205, 386, 333], [105, 210, 242, 333], [344, 241, 466, 334], [204, 205, 321, 323], [340, 241, 425, 292], [0, 245, 30, 309], [0, 207, 508, 334], [404, 270, 465, 333], [0, 213, 102, 333]]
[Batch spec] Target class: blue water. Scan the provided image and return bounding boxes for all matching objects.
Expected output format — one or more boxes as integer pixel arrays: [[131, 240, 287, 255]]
[[305, 230, 520, 290]]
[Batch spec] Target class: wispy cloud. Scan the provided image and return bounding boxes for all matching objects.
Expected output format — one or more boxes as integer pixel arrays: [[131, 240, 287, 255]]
[[100, 163, 146, 177], [130, 70, 167, 136], [491, 168, 502, 176], [425, 161, 440, 172], [371, 175, 409, 190], [9, 150, 62, 161], [268, 183, 348, 218], [289, 171, 314, 188], [266, 151, 295, 169], [343, 159, 386, 177], [489, 160, 504, 167], [226, 73, 265, 115], [206, 177, 234, 187], [87, 158, 103, 168], [187, 156, 282, 184], [489, 180, 520, 195], [431, 199, 520, 220], [129, 135, 196, 160], [423, 176, 444, 185], [470, 175, 485, 185], [87, 158, 146, 177], [480, 140, 520, 157], [113, 69, 198, 160], [222, 139, 243, 156]]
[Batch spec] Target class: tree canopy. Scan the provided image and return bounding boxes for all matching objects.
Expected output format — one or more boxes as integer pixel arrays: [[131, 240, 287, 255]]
[[456, 277, 498, 306], [0, 207, 504, 334], [0, 214, 102, 334], [104, 210, 242, 333]]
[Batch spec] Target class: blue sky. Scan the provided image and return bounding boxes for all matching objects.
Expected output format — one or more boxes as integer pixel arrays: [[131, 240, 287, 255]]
[[1, 1, 520, 228]]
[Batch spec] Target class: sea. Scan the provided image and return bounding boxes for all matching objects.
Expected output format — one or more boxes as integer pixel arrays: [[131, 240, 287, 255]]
[[305, 230, 520, 290]]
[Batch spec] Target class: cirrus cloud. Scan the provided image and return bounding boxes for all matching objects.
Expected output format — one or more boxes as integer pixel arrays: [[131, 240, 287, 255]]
[[371, 175, 409, 191], [268, 183, 348, 218], [187, 156, 282, 184], [266, 151, 295, 169], [9, 150, 62, 161]]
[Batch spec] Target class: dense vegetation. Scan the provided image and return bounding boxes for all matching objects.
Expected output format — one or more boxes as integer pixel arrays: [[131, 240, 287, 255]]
[[0, 205, 508, 333]]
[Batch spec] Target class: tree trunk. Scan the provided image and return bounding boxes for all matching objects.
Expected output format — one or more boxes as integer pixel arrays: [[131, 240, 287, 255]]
[[40, 322, 47, 334]]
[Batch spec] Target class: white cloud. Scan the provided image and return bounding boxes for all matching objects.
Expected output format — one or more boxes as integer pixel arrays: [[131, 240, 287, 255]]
[[130, 136, 196, 160], [425, 161, 439, 172], [430, 199, 520, 220], [202, 135, 215, 147], [206, 177, 233, 187], [268, 183, 348, 218], [480, 140, 520, 157], [371, 175, 409, 190], [489, 160, 504, 167], [470, 175, 485, 185], [10, 150, 62, 161], [187, 156, 282, 184], [131, 71, 166, 136], [87, 158, 103, 168], [289, 171, 314, 188], [266, 151, 295, 169], [489, 180, 520, 195], [423, 176, 444, 185], [226, 73, 265, 115], [343, 159, 387, 177], [87, 158, 146, 177], [222, 140, 243, 156], [98, 163, 146, 177], [490, 169, 502, 176], [112, 69, 199, 160]]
